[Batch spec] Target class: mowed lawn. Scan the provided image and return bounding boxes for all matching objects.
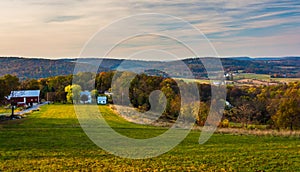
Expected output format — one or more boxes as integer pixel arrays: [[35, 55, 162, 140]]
[[0, 105, 299, 171]]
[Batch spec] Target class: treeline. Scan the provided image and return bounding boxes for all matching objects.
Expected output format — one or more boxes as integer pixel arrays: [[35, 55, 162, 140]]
[[0, 72, 299, 130], [110, 72, 300, 130], [0, 72, 114, 104], [0, 57, 114, 80], [225, 82, 300, 130], [0, 57, 76, 79], [184, 57, 300, 78]]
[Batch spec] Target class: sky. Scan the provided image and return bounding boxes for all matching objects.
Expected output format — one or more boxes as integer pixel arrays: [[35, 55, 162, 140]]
[[0, 0, 300, 59]]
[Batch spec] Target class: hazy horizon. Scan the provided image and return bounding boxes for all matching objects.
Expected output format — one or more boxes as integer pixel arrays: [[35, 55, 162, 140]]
[[1, 55, 299, 61]]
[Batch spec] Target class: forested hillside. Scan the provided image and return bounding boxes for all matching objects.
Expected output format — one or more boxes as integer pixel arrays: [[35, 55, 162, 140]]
[[1, 57, 300, 79], [0, 57, 75, 79]]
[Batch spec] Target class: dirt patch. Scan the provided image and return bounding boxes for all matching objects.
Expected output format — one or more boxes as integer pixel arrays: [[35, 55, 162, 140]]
[[110, 105, 300, 137], [236, 79, 278, 86]]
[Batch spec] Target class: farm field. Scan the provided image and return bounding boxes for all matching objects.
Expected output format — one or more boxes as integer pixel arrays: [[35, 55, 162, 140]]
[[233, 73, 271, 81], [175, 77, 211, 84], [234, 73, 300, 83], [271, 77, 300, 83], [0, 105, 299, 171], [176, 75, 300, 86]]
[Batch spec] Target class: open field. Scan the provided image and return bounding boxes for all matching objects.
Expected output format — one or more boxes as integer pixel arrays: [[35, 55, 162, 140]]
[[271, 77, 300, 83], [176, 75, 300, 86], [234, 73, 271, 81], [175, 78, 211, 84], [234, 73, 300, 83], [0, 104, 299, 171]]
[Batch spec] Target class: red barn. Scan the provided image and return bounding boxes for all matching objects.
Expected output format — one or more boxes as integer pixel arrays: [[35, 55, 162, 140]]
[[9, 90, 40, 106]]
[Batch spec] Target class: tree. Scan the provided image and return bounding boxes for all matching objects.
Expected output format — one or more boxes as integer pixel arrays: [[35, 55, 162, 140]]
[[19, 79, 39, 90], [39, 78, 50, 100], [90, 89, 98, 103], [197, 101, 210, 126], [73, 72, 96, 91], [3, 74, 20, 91], [48, 75, 73, 102], [272, 87, 300, 130], [80, 94, 89, 104], [0, 75, 24, 105], [0, 78, 7, 104], [1, 75, 20, 118], [95, 71, 115, 92], [234, 103, 256, 127], [65, 84, 82, 104]]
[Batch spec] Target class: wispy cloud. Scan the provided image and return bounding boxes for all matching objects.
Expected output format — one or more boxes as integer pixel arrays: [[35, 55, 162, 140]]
[[0, 0, 299, 58], [46, 16, 83, 23], [46, 15, 84, 23]]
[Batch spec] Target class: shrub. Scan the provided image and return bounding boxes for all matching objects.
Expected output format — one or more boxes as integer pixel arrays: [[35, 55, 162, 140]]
[[247, 124, 256, 130], [219, 119, 230, 128], [0, 115, 6, 121]]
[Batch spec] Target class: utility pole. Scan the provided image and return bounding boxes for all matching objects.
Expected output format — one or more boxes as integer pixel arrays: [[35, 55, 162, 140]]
[[10, 91, 16, 119]]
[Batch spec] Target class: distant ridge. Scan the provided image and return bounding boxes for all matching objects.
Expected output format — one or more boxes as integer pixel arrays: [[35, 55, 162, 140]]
[[223, 56, 300, 61], [226, 57, 252, 61], [0, 56, 300, 79]]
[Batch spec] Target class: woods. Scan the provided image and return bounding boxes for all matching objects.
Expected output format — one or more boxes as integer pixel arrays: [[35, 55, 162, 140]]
[[0, 72, 299, 130]]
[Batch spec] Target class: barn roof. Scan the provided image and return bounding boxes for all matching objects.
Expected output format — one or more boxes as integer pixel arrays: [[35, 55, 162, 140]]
[[9, 90, 40, 98]]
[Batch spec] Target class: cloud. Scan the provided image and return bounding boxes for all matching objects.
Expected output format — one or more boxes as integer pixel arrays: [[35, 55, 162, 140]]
[[0, 0, 299, 58], [46, 15, 85, 23]]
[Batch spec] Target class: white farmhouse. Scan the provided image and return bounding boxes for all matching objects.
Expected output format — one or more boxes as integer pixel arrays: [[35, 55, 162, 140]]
[[97, 96, 107, 105]]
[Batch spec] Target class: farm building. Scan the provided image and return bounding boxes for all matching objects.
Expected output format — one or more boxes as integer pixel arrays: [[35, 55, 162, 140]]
[[8, 90, 40, 106], [97, 96, 107, 105]]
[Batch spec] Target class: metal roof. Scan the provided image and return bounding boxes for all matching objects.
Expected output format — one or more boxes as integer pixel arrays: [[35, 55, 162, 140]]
[[10, 90, 40, 98]]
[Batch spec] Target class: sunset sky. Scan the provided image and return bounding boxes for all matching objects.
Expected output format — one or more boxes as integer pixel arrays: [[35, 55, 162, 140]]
[[0, 0, 299, 59]]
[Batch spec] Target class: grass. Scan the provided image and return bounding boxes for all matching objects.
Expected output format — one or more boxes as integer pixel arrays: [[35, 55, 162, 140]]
[[0, 106, 22, 116], [234, 73, 300, 83], [175, 77, 211, 84], [0, 107, 10, 114], [234, 73, 271, 81], [0, 104, 300, 171]]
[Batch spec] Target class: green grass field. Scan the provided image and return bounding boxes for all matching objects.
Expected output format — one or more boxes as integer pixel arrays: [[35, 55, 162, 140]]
[[234, 73, 271, 81], [0, 105, 299, 171]]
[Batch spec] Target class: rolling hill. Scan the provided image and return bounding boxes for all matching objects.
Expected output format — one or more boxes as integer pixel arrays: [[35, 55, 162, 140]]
[[0, 56, 299, 79]]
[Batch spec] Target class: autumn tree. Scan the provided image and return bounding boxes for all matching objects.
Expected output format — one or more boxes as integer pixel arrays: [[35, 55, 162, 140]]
[[65, 84, 82, 104], [73, 72, 96, 91], [272, 85, 300, 130], [197, 101, 210, 126], [19, 79, 39, 90], [95, 71, 115, 92], [0, 75, 20, 117], [47, 75, 72, 102]]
